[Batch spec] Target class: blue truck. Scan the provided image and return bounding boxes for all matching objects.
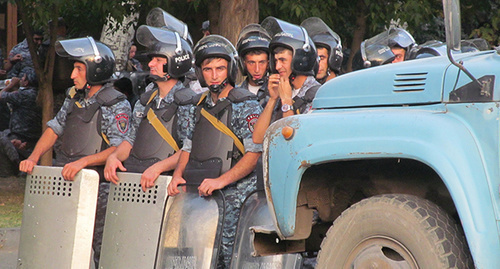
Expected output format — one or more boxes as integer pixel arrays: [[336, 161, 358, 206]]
[[260, 0, 499, 268]]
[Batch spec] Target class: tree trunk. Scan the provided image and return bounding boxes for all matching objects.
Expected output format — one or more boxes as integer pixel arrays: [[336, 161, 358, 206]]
[[18, 2, 58, 166], [207, 0, 221, 35], [347, 0, 367, 72], [218, 0, 259, 45]]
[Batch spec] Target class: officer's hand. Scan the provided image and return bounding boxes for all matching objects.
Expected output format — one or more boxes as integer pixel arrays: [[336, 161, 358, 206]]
[[19, 159, 36, 174], [268, 74, 280, 100], [198, 178, 226, 197], [10, 54, 23, 63], [104, 155, 126, 185], [140, 165, 161, 192], [62, 159, 86, 181], [167, 175, 186, 196], [278, 75, 292, 101]]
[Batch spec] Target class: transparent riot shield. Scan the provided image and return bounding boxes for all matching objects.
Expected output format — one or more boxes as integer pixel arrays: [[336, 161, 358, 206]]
[[17, 166, 100, 269], [156, 185, 224, 269], [98, 172, 171, 269], [230, 191, 304, 269]]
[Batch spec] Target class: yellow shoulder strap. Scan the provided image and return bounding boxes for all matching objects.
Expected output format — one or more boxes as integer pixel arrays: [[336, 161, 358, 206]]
[[200, 108, 245, 155], [197, 91, 209, 106], [101, 132, 110, 146], [147, 90, 158, 105], [146, 108, 180, 151]]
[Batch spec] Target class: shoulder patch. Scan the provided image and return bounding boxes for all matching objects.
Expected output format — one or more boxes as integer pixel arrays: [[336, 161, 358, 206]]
[[246, 114, 259, 133], [116, 113, 129, 134]]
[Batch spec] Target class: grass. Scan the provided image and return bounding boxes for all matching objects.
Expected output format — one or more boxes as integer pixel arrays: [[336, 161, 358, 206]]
[[0, 176, 25, 228]]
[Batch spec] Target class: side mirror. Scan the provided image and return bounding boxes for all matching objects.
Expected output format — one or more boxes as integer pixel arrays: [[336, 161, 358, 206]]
[[443, 0, 461, 51]]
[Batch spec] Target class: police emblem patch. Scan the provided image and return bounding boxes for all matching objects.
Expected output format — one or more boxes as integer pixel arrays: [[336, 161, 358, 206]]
[[246, 114, 259, 133], [116, 113, 129, 134]]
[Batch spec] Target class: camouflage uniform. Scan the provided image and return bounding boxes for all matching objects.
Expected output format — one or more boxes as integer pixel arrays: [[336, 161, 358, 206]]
[[185, 89, 263, 268], [238, 78, 269, 107], [271, 75, 321, 122], [0, 86, 41, 176], [0, 86, 42, 144], [127, 81, 195, 147], [124, 81, 196, 172], [47, 84, 131, 266], [7, 39, 37, 83]]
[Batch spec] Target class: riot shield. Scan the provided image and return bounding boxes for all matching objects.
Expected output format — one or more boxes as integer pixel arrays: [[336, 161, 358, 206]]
[[230, 191, 304, 268], [156, 185, 225, 269], [98, 173, 171, 269], [17, 166, 100, 269]]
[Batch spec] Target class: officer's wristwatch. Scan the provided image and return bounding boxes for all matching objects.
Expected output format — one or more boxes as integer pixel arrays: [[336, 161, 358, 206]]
[[281, 103, 293, 113]]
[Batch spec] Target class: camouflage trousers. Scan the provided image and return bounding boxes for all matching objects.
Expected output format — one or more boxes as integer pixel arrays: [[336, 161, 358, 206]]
[[92, 181, 110, 268], [218, 173, 257, 269]]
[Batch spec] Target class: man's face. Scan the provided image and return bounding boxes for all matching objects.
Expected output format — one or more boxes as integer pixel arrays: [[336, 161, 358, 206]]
[[274, 49, 293, 78], [129, 45, 137, 59], [244, 53, 268, 85], [148, 56, 168, 77], [70, 62, 87, 89], [201, 58, 228, 86], [316, 47, 329, 80], [391, 47, 406, 63], [33, 34, 43, 47]]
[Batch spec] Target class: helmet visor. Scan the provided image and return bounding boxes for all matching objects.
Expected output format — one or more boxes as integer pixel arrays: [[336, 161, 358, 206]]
[[146, 7, 193, 46], [136, 25, 179, 48], [301, 17, 341, 46], [55, 37, 98, 58], [261, 17, 307, 42]]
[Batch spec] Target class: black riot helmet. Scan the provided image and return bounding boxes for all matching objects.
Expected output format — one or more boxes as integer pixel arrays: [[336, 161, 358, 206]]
[[193, 35, 238, 90], [301, 17, 343, 74], [353, 27, 416, 70], [261, 16, 318, 77], [146, 7, 193, 47], [236, 24, 271, 75], [55, 37, 115, 85], [136, 25, 193, 80]]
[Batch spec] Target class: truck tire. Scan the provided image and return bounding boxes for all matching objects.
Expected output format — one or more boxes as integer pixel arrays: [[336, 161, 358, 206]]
[[316, 194, 472, 269]]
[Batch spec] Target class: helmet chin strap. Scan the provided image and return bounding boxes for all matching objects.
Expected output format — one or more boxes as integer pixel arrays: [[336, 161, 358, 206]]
[[250, 73, 267, 86], [208, 78, 228, 93], [148, 64, 172, 82]]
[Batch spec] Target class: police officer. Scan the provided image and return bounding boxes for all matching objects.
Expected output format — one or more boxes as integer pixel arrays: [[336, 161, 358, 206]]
[[167, 35, 262, 268], [236, 24, 271, 105], [19, 37, 131, 267], [353, 27, 416, 70], [104, 25, 197, 191], [301, 17, 343, 84], [253, 17, 321, 144]]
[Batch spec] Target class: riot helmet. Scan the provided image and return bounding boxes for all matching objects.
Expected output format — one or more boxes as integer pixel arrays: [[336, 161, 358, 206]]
[[301, 17, 343, 74], [261, 16, 318, 78], [55, 37, 115, 85], [136, 25, 193, 80], [193, 35, 238, 91], [365, 27, 415, 60], [236, 24, 271, 76], [146, 7, 193, 47]]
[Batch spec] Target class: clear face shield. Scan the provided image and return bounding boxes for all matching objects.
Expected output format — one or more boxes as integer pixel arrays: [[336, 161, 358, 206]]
[[301, 17, 342, 49], [55, 36, 102, 63], [146, 7, 193, 47]]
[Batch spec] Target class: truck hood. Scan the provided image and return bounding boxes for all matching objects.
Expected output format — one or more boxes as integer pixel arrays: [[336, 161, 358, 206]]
[[313, 50, 498, 109]]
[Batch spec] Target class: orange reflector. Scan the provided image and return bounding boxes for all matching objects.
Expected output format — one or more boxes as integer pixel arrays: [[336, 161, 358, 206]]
[[282, 126, 295, 140]]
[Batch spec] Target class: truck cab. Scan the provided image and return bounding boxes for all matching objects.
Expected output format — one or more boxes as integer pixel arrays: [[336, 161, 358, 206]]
[[262, 1, 500, 267]]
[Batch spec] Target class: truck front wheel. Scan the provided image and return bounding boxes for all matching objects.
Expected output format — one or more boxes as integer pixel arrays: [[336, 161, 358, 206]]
[[316, 194, 472, 269]]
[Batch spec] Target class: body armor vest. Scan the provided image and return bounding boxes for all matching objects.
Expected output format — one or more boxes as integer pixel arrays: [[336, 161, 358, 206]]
[[184, 88, 256, 184], [124, 87, 197, 173], [56, 85, 125, 166]]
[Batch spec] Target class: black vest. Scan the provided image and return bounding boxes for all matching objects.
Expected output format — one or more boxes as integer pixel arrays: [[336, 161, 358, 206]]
[[56, 84, 126, 166], [183, 88, 256, 184], [124, 87, 197, 173]]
